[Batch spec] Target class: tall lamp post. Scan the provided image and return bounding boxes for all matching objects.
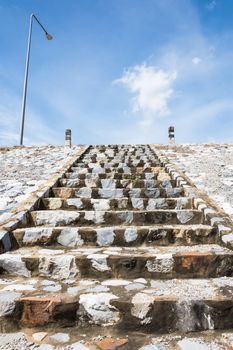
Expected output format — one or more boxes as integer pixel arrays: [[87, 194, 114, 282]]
[[19, 14, 53, 146]]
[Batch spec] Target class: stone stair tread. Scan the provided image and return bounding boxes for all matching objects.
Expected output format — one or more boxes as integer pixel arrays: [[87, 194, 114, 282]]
[[65, 170, 166, 179], [3, 243, 232, 256], [0, 275, 232, 301], [69, 167, 163, 174], [52, 186, 184, 199], [0, 275, 233, 331], [13, 224, 216, 248], [0, 244, 232, 280], [73, 163, 159, 168], [14, 223, 213, 233], [58, 178, 177, 189], [29, 209, 203, 227], [0, 329, 233, 350], [42, 196, 193, 211]]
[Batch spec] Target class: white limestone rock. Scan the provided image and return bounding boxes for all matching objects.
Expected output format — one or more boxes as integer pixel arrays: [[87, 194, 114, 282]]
[[96, 228, 115, 246], [57, 228, 84, 247], [43, 284, 62, 292], [75, 187, 92, 198], [222, 233, 233, 244], [50, 333, 70, 343], [23, 228, 54, 244], [87, 254, 110, 272], [32, 332, 48, 342], [178, 339, 209, 350], [147, 198, 167, 210], [92, 166, 105, 174], [67, 198, 84, 209], [0, 291, 22, 316], [39, 255, 79, 279], [79, 292, 119, 325], [177, 211, 194, 224], [129, 189, 141, 198], [91, 199, 110, 211], [99, 189, 124, 199], [0, 254, 31, 277], [101, 179, 116, 189], [84, 211, 105, 224], [3, 284, 35, 291], [131, 198, 144, 209], [124, 227, 138, 242], [102, 279, 131, 286], [47, 198, 62, 210], [118, 211, 133, 224], [175, 198, 189, 210], [32, 210, 80, 226], [131, 293, 154, 325]]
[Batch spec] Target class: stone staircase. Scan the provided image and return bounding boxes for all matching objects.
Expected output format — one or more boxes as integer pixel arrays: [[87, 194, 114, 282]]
[[0, 144, 233, 349]]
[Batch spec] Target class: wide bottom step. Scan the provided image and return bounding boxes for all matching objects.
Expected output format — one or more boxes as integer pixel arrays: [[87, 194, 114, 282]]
[[0, 276, 233, 333], [0, 328, 233, 350]]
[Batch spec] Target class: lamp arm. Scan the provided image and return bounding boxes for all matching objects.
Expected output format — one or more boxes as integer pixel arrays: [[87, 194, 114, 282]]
[[31, 14, 50, 35]]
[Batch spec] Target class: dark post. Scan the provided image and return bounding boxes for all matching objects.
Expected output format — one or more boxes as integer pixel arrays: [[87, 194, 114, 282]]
[[168, 126, 175, 144], [65, 129, 71, 147]]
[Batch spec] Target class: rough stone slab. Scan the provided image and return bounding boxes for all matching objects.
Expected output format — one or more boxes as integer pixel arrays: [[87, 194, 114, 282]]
[[42, 197, 193, 211], [0, 244, 232, 279], [0, 276, 232, 331], [59, 178, 176, 189], [13, 224, 216, 247], [52, 186, 184, 199], [29, 209, 203, 227], [66, 171, 163, 180]]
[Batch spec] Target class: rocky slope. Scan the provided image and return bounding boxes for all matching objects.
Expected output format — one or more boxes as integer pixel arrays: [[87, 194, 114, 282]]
[[154, 144, 233, 220]]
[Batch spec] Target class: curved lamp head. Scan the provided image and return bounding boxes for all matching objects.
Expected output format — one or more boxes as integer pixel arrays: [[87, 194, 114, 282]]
[[45, 32, 53, 40]]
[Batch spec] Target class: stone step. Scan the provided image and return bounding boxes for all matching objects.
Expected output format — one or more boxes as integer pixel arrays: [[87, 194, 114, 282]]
[[0, 275, 233, 332], [78, 157, 158, 165], [52, 187, 184, 199], [73, 162, 160, 169], [13, 224, 216, 247], [0, 245, 232, 279], [0, 328, 233, 350], [58, 178, 176, 189], [65, 171, 164, 180], [70, 166, 160, 174], [29, 209, 203, 227], [42, 197, 193, 211]]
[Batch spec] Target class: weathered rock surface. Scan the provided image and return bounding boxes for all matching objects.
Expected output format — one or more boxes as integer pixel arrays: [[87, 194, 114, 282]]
[[0, 144, 232, 349]]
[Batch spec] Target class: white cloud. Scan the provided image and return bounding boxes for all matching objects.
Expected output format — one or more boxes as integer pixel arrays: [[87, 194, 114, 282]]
[[115, 64, 177, 128], [206, 1, 217, 11], [192, 56, 202, 65]]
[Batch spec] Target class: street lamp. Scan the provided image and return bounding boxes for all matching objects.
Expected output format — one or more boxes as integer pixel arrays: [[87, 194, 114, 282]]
[[19, 14, 53, 146]]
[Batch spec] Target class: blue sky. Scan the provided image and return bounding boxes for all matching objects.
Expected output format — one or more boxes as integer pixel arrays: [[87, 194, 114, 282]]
[[1, 0, 233, 145]]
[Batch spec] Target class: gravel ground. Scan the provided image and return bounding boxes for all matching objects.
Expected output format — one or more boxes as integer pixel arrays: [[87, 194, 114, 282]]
[[0, 145, 86, 223], [156, 144, 233, 220]]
